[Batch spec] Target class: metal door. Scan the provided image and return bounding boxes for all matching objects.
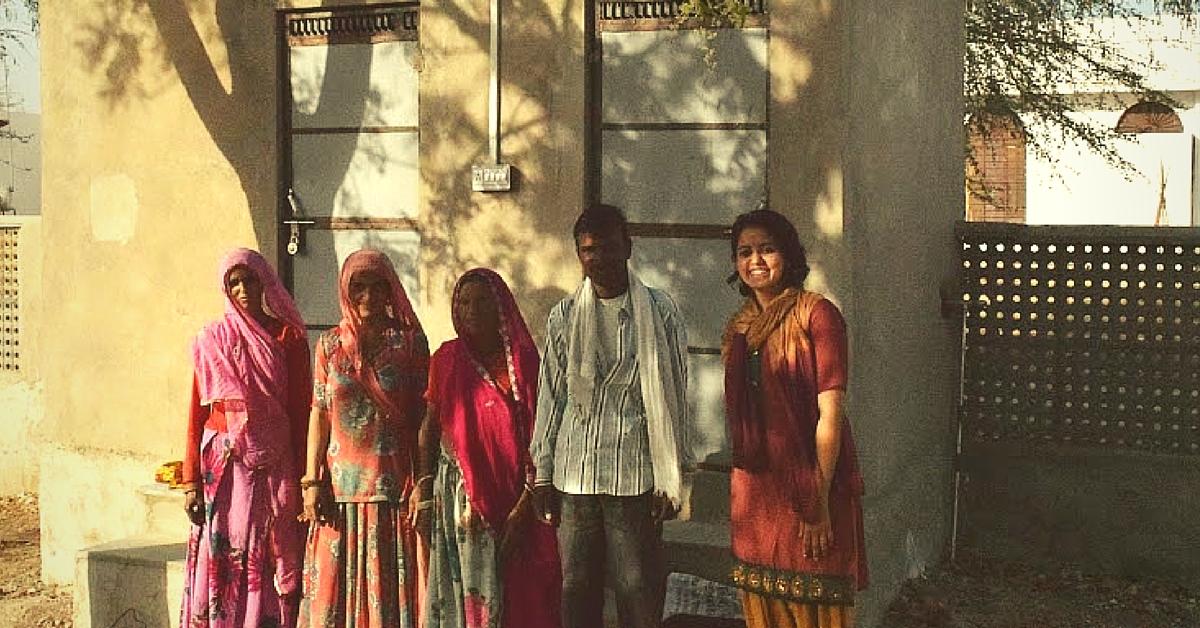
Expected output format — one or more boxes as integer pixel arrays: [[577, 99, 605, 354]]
[[282, 4, 422, 345], [593, 4, 769, 463]]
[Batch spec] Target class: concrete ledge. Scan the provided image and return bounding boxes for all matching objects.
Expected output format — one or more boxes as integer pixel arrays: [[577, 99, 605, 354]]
[[40, 447, 189, 584], [138, 484, 190, 539], [961, 442, 1200, 578], [664, 520, 735, 585], [74, 537, 186, 628]]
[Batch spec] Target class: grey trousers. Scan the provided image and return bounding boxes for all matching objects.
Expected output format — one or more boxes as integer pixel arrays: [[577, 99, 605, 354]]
[[557, 491, 665, 628]]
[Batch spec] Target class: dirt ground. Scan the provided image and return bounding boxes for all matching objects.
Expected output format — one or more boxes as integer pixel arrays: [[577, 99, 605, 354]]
[[0, 494, 71, 628], [4, 492, 1200, 628], [882, 546, 1200, 628]]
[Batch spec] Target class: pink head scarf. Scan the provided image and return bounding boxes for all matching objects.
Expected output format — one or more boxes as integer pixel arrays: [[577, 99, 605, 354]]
[[191, 248, 306, 405], [334, 249, 424, 419], [437, 268, 538, 532]]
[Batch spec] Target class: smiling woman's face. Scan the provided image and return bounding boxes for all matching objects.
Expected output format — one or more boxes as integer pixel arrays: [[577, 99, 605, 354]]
[[349, 270, 390, 321], [735, 226, 786, 304]]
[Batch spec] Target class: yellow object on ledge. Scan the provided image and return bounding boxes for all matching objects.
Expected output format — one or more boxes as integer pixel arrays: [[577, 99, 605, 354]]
[[155, 460, 184, 488]]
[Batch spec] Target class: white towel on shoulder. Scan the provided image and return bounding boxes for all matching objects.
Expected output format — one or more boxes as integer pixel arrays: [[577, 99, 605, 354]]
[[565, 273, 686, 506]]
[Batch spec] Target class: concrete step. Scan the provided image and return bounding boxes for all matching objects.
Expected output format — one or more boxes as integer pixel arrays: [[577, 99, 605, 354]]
[[74, 536, 186, 628], [683, 468, 731, 524], [71, 484, 733, 628]]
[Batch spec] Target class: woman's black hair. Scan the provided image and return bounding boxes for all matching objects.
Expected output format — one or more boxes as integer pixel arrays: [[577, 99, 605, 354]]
[[728, 208, 810, 296]]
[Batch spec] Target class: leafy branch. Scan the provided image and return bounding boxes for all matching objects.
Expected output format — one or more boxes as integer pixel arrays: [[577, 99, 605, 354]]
[[675, 0, 750, 28], [966, 0, 1196, 182]]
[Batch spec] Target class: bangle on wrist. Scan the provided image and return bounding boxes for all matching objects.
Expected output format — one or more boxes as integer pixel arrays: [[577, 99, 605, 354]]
[[300, 477, 321, 490]]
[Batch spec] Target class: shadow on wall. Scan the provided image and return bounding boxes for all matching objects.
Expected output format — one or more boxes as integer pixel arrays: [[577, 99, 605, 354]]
[[67, 0, 837, 328], [65, 0, 855, 455], [74, 0, 585, 330], [75, 0, 340, 252], [68, 0, 847, 462], [766, 2, 849, 293], [417, 0, 591, 327]]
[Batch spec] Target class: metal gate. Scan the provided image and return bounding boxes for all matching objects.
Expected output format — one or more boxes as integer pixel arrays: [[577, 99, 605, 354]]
[[957, 221, 1200, 456], [953, 221, 1200, 569]]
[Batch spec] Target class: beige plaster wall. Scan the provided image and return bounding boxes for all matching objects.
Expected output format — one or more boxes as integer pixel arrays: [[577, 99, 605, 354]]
[[413, 0, 587, 345], [39, 0, 279, 582], [766, 0, 853, 304], [0, 216, 43, 495], [762, 2, 965, 625], [39, 0, 588, 584], [282, 0, 587, 346], [39, 3, 966, 622], [844, 0, 965, 625]]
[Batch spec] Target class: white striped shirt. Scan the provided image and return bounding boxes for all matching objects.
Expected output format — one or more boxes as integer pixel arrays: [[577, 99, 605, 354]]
[[530, 285, 690, 496]]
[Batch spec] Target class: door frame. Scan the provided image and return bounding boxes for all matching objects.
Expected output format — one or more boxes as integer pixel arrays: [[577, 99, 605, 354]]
[[276, 2, 422, 293]]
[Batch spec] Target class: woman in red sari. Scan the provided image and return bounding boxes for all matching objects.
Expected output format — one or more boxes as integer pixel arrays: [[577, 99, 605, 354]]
[[181, 248, 311, 628], [299, 249, 429, 628], [722, 209, 868, 628], [415, 268, 562, 628]]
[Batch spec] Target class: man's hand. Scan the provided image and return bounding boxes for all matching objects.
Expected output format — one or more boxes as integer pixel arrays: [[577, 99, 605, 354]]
[[530, 485, 560, 527], [651, 493, 679, 524]]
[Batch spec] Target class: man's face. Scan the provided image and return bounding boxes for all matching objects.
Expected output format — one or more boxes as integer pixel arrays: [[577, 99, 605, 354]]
[[576, 227, 631, 291]]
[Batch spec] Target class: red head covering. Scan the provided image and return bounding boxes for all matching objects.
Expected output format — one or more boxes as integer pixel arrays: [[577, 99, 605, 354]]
[[335, 248, 424, 420], [450, 268, 539, 409], [435, 268, 539, 532]]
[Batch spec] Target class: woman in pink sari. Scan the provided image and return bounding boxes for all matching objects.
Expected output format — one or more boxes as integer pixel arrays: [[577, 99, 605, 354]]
[[299, 249, 429, 628], [415, 268, 562, 628], [181, 248, 311, 628]]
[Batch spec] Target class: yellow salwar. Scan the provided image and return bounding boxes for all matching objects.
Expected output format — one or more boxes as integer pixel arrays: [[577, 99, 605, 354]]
[[740, 591, 855, 628]]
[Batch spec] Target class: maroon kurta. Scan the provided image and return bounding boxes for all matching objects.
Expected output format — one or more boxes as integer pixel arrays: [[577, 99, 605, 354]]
[[724, 291, 867, 606]]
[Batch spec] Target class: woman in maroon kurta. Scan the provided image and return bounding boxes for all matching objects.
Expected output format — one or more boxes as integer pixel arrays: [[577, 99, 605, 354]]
[[722, 209, 867, 628]]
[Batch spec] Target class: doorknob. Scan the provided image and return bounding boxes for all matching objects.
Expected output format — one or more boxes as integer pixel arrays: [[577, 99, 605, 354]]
[[284, 189, 314, 256]]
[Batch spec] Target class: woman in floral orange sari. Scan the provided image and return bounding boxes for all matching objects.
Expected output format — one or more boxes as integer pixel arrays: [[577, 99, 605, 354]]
[[722, 209, 868, 628], [298, 249, 429, 628]]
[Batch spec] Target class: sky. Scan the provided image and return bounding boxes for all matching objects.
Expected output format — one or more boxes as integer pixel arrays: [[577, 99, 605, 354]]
[[0, 0, 38, 114]]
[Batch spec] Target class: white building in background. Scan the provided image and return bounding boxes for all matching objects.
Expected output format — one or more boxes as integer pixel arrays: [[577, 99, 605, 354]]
[[0, 0, 40, 216], [969, 15, 1200, 226], [2, 109, 42, 216]]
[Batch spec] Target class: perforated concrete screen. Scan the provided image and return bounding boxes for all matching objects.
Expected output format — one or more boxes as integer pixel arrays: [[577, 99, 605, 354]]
[[958, 223, 1200, 454], [1, 227, 18, 371]]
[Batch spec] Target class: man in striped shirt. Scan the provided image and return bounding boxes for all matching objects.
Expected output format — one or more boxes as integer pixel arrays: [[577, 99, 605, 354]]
[[530, 204, 692, 628]]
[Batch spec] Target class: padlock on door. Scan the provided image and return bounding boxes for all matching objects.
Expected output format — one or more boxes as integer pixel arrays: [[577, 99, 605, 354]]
[[283, 189, 314, 256]]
